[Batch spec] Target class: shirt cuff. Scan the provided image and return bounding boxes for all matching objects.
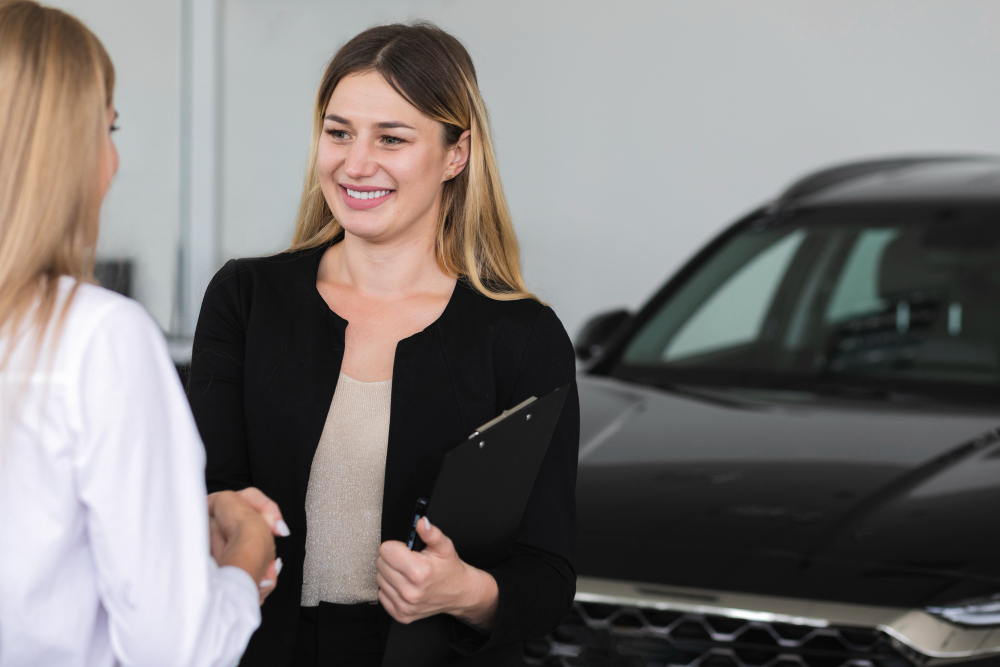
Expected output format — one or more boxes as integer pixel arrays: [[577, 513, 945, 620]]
[[217, 564, 262, 628]]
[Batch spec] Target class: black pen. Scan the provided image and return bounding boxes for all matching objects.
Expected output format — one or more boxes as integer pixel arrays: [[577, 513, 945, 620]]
[[406, 498, 428, 551]]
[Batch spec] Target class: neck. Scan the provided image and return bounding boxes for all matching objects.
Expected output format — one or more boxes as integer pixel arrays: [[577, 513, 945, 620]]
[[328, 219, 450, 297]]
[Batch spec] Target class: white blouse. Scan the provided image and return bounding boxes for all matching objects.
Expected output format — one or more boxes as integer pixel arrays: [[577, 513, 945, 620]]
[[0, 278, 260, 667]]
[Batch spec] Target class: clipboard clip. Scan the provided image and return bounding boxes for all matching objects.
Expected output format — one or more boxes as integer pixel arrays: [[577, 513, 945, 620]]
[[467, 396, 538, 439]]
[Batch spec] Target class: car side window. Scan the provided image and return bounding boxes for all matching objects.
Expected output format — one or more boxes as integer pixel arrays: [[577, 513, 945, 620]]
[[825, 229, 900, 323]]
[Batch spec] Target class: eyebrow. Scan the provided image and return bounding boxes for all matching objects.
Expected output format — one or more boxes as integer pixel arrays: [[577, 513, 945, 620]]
[[324, 114, 415, 131]]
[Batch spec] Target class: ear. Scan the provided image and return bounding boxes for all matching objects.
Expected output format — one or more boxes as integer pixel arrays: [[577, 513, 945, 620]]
[[443, 129, 472, 182]]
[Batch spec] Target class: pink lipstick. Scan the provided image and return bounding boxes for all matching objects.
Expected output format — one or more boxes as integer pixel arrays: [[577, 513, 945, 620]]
[[340, 184, 395, 210]]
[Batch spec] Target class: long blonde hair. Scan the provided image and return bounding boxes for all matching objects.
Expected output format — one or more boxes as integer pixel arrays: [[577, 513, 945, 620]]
[[289, 22, 534, 301], [0, 0, 115, 373]]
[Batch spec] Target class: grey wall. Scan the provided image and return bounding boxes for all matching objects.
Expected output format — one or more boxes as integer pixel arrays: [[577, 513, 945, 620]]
[[47, 0, 183, 330], [220, 0, 1000, 338], [47, 1, 1000, 339]]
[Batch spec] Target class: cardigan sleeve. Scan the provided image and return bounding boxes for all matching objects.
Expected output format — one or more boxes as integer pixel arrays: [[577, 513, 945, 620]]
[[187, 260, 253, 493], [450, 305, 581, 654]]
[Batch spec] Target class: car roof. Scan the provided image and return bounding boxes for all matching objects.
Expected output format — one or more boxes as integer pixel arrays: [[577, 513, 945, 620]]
[[776, 155, 1000, 207]]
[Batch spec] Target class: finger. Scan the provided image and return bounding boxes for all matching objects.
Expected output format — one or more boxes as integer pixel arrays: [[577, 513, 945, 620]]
[[375, 569, 397, 598], [415, 517, 453, 557], [378, 540, 417, 571], [377, 576, 416, 624], [259, 558, 278, 585], [208, 516, 227, 561], [377, 588, 401, 622], [376, 557, 415, 594], [238, 487, 290, 537], [257, 558, 281, 604], [206, 490, 233, 518], [378, 550, 429, 593]]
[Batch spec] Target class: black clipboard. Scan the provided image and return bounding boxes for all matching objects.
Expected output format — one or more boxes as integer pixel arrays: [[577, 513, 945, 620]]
[[382, 383, 569, 666]]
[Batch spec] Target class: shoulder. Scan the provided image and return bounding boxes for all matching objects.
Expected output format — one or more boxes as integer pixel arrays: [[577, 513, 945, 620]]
[[212, 246, 326, 283], [64, 279, 161, 344], [448, 281, 574, 373], [207, 245, 324, 290], [453, 281, 569, 342], [451, 280, 545, 325], [50, 279, 167, 375], [200, 246, 326, 319]]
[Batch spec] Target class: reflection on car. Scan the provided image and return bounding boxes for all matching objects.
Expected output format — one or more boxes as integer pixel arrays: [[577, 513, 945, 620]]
[[533, 156, 1000, 667]]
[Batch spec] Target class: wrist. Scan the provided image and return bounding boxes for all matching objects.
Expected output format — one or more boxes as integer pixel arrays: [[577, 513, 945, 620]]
[[451, 564, 499, 630]]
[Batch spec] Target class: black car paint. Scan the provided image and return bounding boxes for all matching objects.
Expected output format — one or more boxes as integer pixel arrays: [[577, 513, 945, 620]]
[[574, 375, 1000, 610], [575, 157, 1000, 618]]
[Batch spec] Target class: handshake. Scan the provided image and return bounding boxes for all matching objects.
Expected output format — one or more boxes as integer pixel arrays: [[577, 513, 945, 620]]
[[207, 488, 288, 605]]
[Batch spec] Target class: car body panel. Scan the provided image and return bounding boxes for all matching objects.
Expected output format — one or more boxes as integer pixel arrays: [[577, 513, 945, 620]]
[[575, 375, 1000, 609]]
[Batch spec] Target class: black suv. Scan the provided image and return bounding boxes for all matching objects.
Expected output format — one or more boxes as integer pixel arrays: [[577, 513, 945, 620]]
[[534, 157, 1000, 667]]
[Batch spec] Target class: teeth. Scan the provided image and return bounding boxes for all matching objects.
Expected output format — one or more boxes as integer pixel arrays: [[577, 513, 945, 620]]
[[346, 188, 390, 200]]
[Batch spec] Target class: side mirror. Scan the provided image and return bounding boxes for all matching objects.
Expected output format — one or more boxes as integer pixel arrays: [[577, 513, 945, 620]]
[[574, 309, 631, 362]]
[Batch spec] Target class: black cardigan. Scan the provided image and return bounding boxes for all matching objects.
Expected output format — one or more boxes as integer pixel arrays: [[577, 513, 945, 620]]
[[187, 243, 580, 666]]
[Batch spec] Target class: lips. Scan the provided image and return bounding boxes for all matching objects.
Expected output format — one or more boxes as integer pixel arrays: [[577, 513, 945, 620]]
[[339, 184, 395, 210]]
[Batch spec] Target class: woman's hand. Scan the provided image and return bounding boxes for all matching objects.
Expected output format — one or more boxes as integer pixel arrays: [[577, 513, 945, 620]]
[[235, 486, 291, 538], [232, 487, 289, 604], [208, 487, 287, 604], [376, 517, 499, 632]]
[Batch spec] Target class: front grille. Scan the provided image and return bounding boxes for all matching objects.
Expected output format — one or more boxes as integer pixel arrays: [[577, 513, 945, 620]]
[[525, 601, 917, 667]]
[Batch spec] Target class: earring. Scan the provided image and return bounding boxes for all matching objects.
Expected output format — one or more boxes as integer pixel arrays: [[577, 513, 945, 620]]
[[445, 173, 453, 180]]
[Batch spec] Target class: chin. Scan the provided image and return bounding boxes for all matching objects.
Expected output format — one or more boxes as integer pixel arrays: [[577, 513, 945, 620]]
[[336, 211, 395, 240]]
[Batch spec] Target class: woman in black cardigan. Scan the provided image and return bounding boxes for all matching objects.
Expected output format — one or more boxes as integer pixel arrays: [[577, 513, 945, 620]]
[[188, 22, 579, 667]]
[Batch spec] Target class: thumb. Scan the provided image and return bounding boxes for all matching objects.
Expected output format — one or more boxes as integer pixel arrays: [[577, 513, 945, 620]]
[[416, 516, 453, 556]]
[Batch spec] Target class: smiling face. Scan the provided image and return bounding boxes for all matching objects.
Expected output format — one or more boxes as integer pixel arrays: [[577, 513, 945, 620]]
[[318, 71, 469, 244]]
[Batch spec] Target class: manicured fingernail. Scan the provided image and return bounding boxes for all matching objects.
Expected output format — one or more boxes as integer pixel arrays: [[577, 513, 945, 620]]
[[423, 517, 430, 531], [276, 520, 290, 537], [274, 558, 283, 575], [259, 579, 274, 589]]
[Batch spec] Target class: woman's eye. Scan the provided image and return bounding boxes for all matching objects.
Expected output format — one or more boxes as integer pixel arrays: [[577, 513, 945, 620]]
[[325, 129, 349, 140], [381, 135, 404, 146]]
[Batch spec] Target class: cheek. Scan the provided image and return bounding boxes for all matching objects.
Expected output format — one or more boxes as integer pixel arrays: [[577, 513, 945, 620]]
[[98, 137, 119, 197], [316, 142, 342, 179], [391, 153, 442, 199]]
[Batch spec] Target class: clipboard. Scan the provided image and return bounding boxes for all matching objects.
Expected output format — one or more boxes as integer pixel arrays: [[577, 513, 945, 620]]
[[382, 383, 570, 666]]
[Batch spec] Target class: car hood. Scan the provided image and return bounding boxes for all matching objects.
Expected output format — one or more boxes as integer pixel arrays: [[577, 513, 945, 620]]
[[575, 374, 1000, 609]]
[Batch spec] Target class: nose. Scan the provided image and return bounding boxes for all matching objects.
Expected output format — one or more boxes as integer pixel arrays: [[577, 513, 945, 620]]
[[343, 136, 378, 180]]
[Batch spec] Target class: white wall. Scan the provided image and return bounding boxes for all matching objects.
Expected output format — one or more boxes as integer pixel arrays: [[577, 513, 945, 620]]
[[219, 0, 1000, 338], [46, 0, 183, 330]]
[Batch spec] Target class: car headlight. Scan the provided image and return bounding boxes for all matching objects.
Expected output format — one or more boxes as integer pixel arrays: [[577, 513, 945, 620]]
[[927, 595, 1000, 626]]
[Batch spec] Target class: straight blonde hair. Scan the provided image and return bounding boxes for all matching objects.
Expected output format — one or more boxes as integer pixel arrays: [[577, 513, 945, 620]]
[[289, 22, 535, 301], [0, 0, 114, 374]]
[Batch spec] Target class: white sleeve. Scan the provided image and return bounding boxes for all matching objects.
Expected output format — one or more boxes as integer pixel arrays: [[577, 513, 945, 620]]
[[72, 299, 261, 667]]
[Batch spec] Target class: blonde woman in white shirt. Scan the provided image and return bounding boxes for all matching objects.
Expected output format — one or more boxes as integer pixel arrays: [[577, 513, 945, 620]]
[[0, 2, 285, 665]]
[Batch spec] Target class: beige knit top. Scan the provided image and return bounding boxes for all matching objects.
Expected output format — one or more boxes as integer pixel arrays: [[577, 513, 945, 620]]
[[301, 373, 392, 605]]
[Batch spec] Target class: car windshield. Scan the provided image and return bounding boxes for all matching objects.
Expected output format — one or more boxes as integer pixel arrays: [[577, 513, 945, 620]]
[[618, 205, 1000, 392]]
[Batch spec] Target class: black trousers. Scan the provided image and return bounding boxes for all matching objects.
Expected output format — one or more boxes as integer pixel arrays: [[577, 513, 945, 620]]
[[292, 602, 384, 667]]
